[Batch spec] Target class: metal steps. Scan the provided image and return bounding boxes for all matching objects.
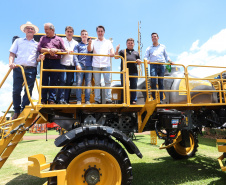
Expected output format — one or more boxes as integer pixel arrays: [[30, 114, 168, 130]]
[[0, 107, 38, 169]]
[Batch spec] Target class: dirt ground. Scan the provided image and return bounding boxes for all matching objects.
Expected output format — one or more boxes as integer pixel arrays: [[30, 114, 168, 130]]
[[23, 135, 59, 140]]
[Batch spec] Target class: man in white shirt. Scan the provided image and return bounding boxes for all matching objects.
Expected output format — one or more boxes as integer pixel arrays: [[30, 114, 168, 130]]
[[9, 21, 44, 120], [87, 25, 114, 104], [57, 26, 78, 104]]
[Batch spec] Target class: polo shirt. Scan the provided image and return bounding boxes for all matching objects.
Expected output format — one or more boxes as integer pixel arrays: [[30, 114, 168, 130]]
[[61, 37, 78, 66], [9, 37, 38, 67], [119, 49, 140, 74], [144, 44, 170, 63], [91, 38, 114, 67], [37, 35, 65, 60]]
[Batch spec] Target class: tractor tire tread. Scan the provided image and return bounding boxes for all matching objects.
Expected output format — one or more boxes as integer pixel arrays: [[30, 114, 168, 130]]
[[48, 135, 132, 185]]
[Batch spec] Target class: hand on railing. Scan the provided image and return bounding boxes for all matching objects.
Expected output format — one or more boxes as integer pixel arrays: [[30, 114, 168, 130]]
[[49, 48, 59, 56], [168, 59, 174, 65], [108, 53, 115, 57], [136, 59, 142, 65], [9, 63, 18, 69], [37, 54, 45, 62], [66, 49, 74, 54]]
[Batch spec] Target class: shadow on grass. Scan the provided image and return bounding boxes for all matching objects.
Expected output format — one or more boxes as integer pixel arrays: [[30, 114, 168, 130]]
[[20, 140, 38, 143], [5, 174, 46, 185], [131, 135, 145, 141], [132, 154, 226, 185], [5, 154, 225, 185], [134, 135, 145, 138]]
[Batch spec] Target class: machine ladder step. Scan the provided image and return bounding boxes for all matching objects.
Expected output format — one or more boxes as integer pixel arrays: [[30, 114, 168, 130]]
[[8, 141, 19, 147], [0, 107, 39, 169], [217, 139, 226, 172], [0, 130, 25, 168], [0, 156, 8, 162]]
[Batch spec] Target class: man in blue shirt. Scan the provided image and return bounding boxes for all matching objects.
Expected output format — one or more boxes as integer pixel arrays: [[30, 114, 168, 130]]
[[74, 30, 93, 104], [9, 21, 44, 120], [144, 32, 173, 103]]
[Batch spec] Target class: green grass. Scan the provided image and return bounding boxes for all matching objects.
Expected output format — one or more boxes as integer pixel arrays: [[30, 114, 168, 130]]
[[24, 129, 59, 136], [1, 134, 226, 185], [130, 135, 226, 185]]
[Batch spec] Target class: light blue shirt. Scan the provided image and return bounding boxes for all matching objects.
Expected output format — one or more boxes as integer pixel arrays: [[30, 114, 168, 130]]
[[9, 37, 38, 67], [144, 44, 170, 63]]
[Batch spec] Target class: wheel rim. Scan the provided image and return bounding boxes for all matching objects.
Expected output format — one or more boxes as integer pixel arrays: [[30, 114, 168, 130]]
[[174, 133, 195, 156], [66, 149, 122, 185]]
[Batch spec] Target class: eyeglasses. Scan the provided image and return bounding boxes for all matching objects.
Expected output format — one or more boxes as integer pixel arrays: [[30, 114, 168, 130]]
[[26, 27, 34, 30]]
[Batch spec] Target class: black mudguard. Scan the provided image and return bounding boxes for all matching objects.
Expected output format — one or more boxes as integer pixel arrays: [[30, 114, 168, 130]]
[[54, 125, 143, 158]]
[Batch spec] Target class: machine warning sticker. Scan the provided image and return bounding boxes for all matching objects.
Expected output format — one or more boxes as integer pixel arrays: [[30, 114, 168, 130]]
[[171, 119, 179, 128]]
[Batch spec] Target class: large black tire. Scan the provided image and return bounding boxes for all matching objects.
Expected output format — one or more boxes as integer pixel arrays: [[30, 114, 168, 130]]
[[166, 131, 199, 160], [48, 135, 133, 185]]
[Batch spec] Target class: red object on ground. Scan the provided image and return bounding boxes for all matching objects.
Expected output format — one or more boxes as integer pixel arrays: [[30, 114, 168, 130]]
[[46, 122, 59, 129]]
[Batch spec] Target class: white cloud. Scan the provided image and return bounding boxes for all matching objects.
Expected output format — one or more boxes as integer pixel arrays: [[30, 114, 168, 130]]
[[202, 29, 226, 53], [0, 61, 40, 113], [190, 40, 200, 51], [176, 29, 226, 77], [0, 61, 13, 112]]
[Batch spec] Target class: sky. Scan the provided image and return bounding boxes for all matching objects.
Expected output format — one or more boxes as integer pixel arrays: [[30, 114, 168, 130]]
[[1, 0, 226, 111]]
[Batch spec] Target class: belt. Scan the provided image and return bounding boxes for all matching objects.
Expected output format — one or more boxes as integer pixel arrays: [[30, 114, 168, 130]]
[[21, 65, 36, 69]]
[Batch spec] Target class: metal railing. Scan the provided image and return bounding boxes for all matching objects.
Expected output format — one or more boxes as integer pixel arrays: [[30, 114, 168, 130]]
[[0, 65, 35, 125], [2, 51, 226, 125], [126, 60, 226, 106], [38, 52, 128, 105]]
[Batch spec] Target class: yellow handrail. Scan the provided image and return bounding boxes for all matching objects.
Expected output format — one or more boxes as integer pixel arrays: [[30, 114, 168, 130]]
[[125, 61, 226, 105], [2, 52, 226, 114], [0, 65, 35, 124], [38, 52, 127, 104], [17, 65, 35, 108]]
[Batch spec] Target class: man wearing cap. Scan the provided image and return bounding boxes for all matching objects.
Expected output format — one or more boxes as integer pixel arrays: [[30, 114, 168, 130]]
[[9, 21, 44, 120], [38, 23, 65, 104], [87, 25, 114, 104]]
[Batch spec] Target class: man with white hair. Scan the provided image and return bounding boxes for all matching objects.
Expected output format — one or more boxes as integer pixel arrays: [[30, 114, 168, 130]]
[[37, 23, 65, 104], [9, 21, 44, 120]]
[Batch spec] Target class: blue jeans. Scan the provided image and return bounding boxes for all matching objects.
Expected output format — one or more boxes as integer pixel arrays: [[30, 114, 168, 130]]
[[121, 73, 138, 103], [13, 67, 36, 113], [93, 66, 111, 103], [57, 65, 75, 103], [41, 59, 61, 103], [150, 64, 165, 101], [76, 64, 93, 102]]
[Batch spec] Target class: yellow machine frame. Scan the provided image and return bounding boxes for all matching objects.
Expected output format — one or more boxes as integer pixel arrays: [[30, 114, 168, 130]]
[[1, 52, 226, 184]]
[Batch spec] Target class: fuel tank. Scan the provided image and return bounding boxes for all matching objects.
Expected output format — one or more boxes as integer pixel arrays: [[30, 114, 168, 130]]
[[136, 67, 218, 104]]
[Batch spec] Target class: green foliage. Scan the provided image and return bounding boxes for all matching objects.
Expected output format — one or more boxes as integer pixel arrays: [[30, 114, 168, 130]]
[[203, 129, 226, 137]]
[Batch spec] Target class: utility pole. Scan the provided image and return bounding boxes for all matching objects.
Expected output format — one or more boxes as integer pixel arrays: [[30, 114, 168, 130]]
[[138, 21, 143, 76]]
